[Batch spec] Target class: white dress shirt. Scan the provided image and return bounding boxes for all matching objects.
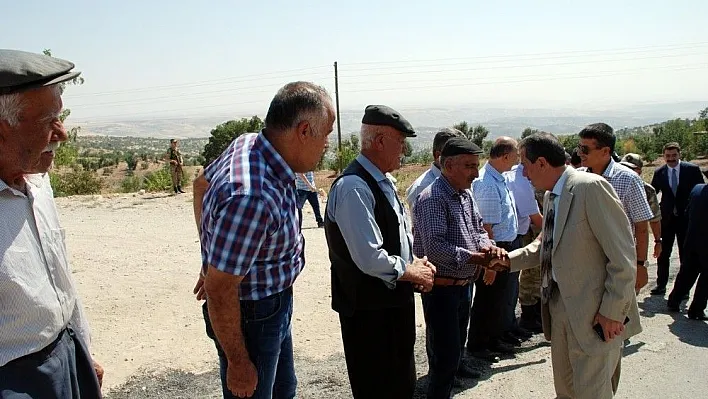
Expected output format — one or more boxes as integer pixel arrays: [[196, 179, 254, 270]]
[[0, 173, 90, 367]]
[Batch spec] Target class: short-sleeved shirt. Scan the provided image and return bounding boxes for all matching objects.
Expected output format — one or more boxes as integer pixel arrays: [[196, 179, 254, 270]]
[[504, 164, 540, 235], [200, 132, 303, 300], [413, 175, 493, 279], [471, 163, 519, 242], [581, 159, 653, 227], [295, 171, 317, 192], [405, 163, 441, 216]]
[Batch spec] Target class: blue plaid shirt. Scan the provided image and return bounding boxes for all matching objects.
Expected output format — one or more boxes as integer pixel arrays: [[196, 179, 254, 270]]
[[472, 163, 519, 242], [295, 171, 316, 192], [413, 175, 493, 279], [200, 132, 303, 300]]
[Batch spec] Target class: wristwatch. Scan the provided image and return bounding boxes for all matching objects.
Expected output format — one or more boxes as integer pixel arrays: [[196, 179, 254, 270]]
[[654, 238, 662, 243], [637, 260, 646, 267]]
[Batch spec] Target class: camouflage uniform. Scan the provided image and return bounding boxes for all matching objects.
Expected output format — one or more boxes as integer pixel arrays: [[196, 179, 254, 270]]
[[644, 182, 661, 222], [168, 146, 184, 192]]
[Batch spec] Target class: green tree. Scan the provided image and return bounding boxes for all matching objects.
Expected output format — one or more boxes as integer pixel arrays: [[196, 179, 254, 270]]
[[202, 116, 264, 166], [453, 121, 490, 147], [521, 127, 539, 139], [332, 134, 360, 171]]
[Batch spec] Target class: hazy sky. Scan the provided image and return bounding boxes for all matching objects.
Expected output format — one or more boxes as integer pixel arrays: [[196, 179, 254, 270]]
[[3, 0, 708, 122]]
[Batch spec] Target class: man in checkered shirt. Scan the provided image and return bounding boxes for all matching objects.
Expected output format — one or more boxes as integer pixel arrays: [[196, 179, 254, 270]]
[[193, 82, 335, 399], [577, 123, 654, 294], [413, 137, 507, 398]]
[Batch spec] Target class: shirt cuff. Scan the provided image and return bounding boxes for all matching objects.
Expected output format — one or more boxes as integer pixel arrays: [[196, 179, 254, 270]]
[[389, 256, 408, 289]]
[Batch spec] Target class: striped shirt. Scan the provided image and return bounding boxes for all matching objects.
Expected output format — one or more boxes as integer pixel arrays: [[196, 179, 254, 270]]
[[200, 132, 304, 300], [472, 163, 519, 242], [295, 171, 316, 192], [0, 174, 91, 367], [413, 175, 493, 279]]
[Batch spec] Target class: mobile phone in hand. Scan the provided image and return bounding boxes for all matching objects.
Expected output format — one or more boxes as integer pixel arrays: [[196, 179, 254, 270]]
[[593, 316, 630, 341]]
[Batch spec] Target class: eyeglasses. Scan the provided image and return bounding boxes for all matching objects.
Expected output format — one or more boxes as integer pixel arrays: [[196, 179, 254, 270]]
[[577, 144, 601, 155]]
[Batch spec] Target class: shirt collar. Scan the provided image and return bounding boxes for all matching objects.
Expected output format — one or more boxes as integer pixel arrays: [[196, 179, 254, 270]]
[[356, 153, 388, 183], [668, 161, 681, 171], [255, 131, 296, 184], [552, 166, 571, 197], [0, 173, 45, 195], [482, 162, 505, 182], [430, 163, 442, 179], [438, 174, 463, 198]]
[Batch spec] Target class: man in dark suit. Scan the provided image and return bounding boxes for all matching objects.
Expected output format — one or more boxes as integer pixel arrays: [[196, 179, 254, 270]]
[[649, 142, 705, 295], [667, 169, 708, 319]]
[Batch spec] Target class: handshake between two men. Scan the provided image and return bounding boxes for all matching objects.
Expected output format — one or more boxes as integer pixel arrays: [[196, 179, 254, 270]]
[[401, 246, 511, 293]]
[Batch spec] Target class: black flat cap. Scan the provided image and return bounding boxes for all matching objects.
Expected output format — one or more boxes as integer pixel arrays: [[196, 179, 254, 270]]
[[0, 49, 81, 95], [361, 105, 416, 137], [441, 137, 483, 157]]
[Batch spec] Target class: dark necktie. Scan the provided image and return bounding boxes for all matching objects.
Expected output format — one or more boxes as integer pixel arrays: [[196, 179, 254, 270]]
[[541, 193, 558, 303]]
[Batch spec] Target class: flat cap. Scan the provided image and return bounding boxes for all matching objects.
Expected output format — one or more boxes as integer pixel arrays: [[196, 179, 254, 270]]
[[441, 137, 483, 157], [0, 49, 80, 95], [362, 105, 416, 137], [620, 153, 643, 169]]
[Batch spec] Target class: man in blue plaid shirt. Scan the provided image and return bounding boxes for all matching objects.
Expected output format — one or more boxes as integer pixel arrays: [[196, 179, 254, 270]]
[[413, 137, 506, 398], [192, 82, 335, 399]]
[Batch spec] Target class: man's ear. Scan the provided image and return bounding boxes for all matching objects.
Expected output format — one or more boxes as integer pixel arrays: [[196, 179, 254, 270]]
[[0, 120, 11, 144], [294, 120, 310, 143]]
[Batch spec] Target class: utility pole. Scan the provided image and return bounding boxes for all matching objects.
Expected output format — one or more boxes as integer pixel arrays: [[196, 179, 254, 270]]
[[334, 61, 342, 173]]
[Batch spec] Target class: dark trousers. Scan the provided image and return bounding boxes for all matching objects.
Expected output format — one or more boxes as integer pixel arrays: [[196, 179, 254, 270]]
[[296, 190, 323, 224], [501, 237, 523, 332], [339, 304, 416, 399], [669, 248, 708, 314], [468, 269, 509, 351], [0, 328, 101, 399], [422, 285, 472, 399], [203, 287, 296, 399], [657, 215, 687, 288]]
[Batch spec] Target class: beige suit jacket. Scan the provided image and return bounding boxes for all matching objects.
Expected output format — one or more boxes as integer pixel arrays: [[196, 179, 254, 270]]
[[509, 167, 642, 356]]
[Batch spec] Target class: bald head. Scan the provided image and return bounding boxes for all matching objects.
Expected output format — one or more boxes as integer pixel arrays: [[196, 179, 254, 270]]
[[489, 136, 518, 159]]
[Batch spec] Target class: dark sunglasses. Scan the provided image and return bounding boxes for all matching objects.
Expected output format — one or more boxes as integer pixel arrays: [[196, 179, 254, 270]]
[[577, 144, 602, 155]]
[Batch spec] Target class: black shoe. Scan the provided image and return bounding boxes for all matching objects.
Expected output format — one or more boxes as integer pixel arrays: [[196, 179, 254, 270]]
[[317, 221, 325, 228], [467, 348, 501, 363], [456, 363, 481, 379], [500, 332, 522, 347], [687, 311, 708, 320], [177, 186, 186, 194], [650, 286, 666, 295], [667, 302, 680, 312], [173, 186, 179, 194], [488, 340, 515, 355], [511, 326, 533, 340]]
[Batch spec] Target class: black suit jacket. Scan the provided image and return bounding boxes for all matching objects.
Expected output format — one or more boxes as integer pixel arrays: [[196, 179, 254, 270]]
[[684, 184, 708, 254], [651, 161, 705, 219]]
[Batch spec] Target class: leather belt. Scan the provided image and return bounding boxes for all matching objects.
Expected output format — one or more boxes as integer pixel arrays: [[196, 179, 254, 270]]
[[434, 277, 471, 287]]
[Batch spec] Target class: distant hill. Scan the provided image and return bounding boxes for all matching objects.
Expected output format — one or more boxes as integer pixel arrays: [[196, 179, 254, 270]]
[[68, 102, 707, 150]]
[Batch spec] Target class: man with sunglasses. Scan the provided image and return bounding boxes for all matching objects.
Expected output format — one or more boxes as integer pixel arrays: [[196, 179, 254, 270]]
[[577, 123, 653, 294]]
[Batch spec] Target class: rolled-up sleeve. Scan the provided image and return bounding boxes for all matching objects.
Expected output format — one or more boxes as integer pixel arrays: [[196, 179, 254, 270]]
[[329, 178, 406, 287]]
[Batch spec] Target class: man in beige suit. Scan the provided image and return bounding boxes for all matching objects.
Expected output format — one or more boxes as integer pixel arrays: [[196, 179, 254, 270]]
[[492, 132, 641, 399]]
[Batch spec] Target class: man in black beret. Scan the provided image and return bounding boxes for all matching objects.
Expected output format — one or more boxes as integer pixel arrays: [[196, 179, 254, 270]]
[[0, 49, 103, 397], [325, 104, 434, 398], [413, 137, 508, 397]]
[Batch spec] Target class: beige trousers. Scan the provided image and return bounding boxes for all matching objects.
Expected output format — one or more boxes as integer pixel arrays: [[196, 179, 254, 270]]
[[549, 290, 623, 399]]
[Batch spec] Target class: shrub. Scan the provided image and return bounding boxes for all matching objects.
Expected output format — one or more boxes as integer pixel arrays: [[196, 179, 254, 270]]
[[49, 169, 102, 197]]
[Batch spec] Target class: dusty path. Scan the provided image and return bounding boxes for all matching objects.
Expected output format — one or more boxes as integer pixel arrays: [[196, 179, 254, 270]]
[[56, 193, 708, 398]]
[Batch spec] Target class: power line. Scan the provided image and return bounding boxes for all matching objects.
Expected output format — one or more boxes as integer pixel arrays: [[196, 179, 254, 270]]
[[342, 41, 708, 66]]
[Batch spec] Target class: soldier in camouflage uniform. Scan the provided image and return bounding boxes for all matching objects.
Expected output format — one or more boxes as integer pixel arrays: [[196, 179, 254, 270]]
[[167, 139, 185, 194], [620, 153, 663, 262]]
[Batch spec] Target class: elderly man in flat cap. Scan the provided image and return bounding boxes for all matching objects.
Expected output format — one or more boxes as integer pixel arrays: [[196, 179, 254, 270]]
[[325, 105, 436, 398], [413, 137, 508, 398], [0, 50, 103, 397]]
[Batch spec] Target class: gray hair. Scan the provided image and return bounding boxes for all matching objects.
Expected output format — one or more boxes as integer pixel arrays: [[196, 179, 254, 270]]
[[264, 81, 332, 136], [0, 84, 64, 126], [360, 124, 391, 150], [439, 154, 465, 171]]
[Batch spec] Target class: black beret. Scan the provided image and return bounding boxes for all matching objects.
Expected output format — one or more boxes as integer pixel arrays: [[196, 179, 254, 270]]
[[440, 137, 483, 157], [361, 105, 416, 137], [0, 49, 81, 95]]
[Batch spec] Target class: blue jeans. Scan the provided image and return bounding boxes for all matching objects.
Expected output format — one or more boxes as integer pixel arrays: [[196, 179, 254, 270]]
[[203, 286, 296, 399], [422, 284, 472, 399]]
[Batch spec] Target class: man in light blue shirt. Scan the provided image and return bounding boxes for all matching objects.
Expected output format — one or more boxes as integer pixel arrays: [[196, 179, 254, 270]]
[[468, 137, 522, 358], [325, 105, 436, 398], [405, 127, 463, 219]]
